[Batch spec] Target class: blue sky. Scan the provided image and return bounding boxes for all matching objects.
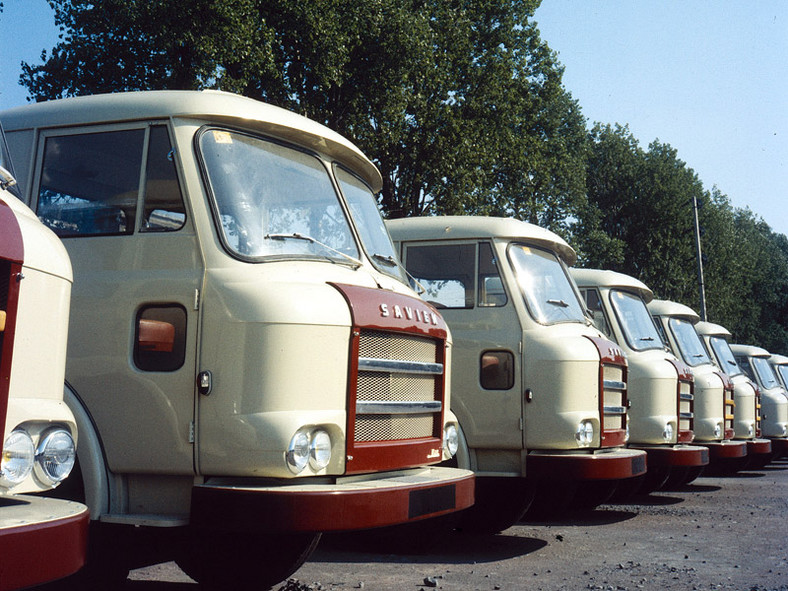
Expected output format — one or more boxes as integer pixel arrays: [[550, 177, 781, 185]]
[[1, 0, 786, 236]]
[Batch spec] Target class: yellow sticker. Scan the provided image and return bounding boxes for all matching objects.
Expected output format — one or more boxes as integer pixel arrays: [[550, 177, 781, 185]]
[[212, 130, 233, 144]]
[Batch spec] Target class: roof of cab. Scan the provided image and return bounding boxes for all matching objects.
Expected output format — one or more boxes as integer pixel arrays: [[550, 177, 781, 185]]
[[570, 268, 653, 302], [386, 215, 577, 266], [769, 354, 788, 366], [647, 298, 700, 323], [695, 320, 731, 338], [730, 343, 771, 358], [0, 90, 383, 192]]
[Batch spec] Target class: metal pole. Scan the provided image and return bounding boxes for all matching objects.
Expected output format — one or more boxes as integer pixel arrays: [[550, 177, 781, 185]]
[[692, 195, 707, 321]]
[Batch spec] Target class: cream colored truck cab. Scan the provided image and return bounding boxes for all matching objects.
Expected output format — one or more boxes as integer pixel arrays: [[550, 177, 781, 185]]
[[695, 322, 773, 467], [731, 345, 788, 459], [1, 91, 473, 588], [0, 129, 88, 590], [387, 217, 646, 530], [571, 269, 708, 490], [648, 300, 748, 470]]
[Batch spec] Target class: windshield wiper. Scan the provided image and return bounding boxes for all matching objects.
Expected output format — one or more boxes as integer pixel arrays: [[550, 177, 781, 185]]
[[372, 253, 397, 267], [547, 299, 570, 308], [264, 232, 362, 268], [639, 336, 655, 342]]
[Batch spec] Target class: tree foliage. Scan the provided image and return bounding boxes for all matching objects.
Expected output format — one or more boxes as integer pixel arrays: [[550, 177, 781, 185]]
[[22, 0, 586, 230]]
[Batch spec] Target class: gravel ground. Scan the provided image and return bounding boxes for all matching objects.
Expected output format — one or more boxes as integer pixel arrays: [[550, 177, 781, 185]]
[[127, 458, 788, 591]]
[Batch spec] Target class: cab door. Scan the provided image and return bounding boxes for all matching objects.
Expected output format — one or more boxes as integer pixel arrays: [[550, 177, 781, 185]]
[[32, 123, 203, 476], [401, 240, 524, 473]]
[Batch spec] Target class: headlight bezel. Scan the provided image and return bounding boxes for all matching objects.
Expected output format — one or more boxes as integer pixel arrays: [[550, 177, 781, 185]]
[[662, 422, 675, 443], [443, 423, 459, 458], [575, 420, 595, 447], [34, 428, 77, 487], [287, 427, 333, 474], [1, 429, 35, 489]]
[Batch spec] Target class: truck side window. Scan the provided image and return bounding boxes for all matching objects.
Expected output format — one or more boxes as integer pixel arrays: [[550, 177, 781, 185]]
[[134, 305, 187, 372], [478, 242, 507, 307], [581, 288, 612, 337], [38, 130, 144, 237], [141, 125, 186, 232], [404, 243, 475, 309], [480, 350, 515, 390]]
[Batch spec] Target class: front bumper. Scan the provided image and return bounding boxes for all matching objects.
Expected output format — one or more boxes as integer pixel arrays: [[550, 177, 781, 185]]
[[0, 496, 88, 591], [746, 438, 773, 457], [190, 466, 474, 533], [633, 444, 709, 468], [525, 448, 647, 481], [702, 440, 748, 461]]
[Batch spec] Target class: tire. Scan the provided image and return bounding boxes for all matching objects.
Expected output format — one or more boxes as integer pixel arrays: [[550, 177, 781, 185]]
[[175, 530, 321, 590], [571, 480, 618, 511], [456, 477, 534, 534]]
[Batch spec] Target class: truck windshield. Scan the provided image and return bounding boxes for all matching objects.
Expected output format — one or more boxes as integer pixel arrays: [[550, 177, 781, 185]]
[[708, 336, 743, 377], [335, 165, 407, 283], [775, 364, 788, 389], [752, 356, 781, 390], [668, 318, 711, 367], [508, 244, 586, 325], [609, 290, 663, 351], [199, 128, 360, 263]]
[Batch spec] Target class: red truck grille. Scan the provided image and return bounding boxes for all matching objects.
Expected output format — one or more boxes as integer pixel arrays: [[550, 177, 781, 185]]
[[586, 336, 628, 448], [669, 359, 695, 443], [720, 373, 735, 440], [330, 283, 448, 475]]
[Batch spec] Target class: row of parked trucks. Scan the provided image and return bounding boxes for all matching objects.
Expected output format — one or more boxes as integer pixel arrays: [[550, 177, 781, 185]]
[[0, 90, 786, 590]]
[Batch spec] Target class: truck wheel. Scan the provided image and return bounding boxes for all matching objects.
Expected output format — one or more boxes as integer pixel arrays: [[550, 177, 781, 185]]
[[456, 477, 534, 534], [571, 480, 617, 511], [175, 530, 321, 590]]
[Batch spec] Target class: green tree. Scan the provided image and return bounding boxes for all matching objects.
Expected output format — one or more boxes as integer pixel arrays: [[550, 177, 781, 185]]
[[21, 0, 585, 225], [577, 124, 703, 303]]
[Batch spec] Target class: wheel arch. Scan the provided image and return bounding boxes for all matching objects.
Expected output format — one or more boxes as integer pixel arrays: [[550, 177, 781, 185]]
[[64, 382, 111, 520]]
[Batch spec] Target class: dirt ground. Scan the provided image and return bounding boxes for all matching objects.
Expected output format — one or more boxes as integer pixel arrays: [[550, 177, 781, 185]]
[[126, 457, 788, 591]]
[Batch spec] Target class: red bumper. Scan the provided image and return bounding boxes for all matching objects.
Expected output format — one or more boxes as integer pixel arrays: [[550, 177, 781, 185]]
[[0, 496, 88, 591], [633, 444, 709, 468], [526, 448, 647, 481], [746, 438, 773, 457], [190, 466, 474, 533], [704, 440, 748, 460]]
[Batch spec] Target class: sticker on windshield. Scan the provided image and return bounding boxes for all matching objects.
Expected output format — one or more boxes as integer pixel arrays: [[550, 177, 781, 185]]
[[212, 130, 233, 144]]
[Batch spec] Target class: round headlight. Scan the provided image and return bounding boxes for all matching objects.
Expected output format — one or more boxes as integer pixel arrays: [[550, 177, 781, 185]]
[[662, 422, 674, 443], [575, 420, 594, 447], [34, 429, 76, 487], [309, 430, 332, 471], [714, 423, 723, 439], [1, 430, 35, 487], [286, 431, 310, 474], [443, 424, 459, 458]]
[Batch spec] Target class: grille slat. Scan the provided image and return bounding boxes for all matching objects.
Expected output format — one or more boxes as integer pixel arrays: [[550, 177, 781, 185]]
[[353, 330, 442, 443]]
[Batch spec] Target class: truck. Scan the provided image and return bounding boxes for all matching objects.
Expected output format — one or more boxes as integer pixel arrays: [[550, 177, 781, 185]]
[[647, 300, 748, 471], [730, 344, 788, 459], [695, 321, 773, 467], [0, 125, 88, 590], [387, 216, 647, 530], [0, 91, 474, 588], [571, 269, 708, 491]]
